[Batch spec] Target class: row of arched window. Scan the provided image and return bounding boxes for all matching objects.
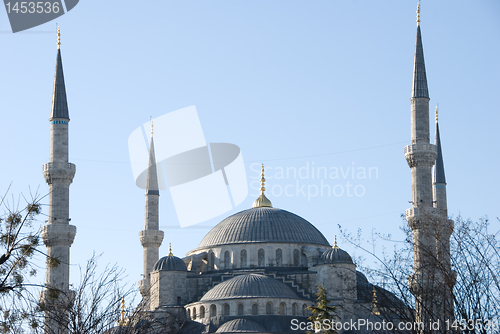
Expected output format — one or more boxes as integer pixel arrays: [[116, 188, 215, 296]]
[[211, 248, 303, 269], [187, 302, 309, 319]]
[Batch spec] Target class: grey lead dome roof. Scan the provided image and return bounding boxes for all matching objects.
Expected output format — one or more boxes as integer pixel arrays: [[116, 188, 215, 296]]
[[320, 247, 353, 264], [153, 254, 187, 272], [200, 274, 298, 301], [198, 207, 330, 248], [216, 319, 266, 333]]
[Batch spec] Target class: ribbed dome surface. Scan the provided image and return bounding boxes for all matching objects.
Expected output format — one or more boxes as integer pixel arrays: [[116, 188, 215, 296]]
[[199, 207, 329, 248], [200, 274, 298, 301], [216, 319, 266, 333], [153, 255, 187, 271], [320, 247, 353, 264]]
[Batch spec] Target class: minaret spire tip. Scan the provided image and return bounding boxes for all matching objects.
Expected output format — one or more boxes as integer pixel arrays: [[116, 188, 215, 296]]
[[150, 117, 154, 137], [57, 26, 61, 49], [435, 105, 439, 122], [416, 1, 421, 26]]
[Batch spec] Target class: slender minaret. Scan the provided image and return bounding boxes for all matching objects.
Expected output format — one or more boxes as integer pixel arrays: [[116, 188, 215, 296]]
[[40, 28, 77, 334], [405, 5, 454, 332], [432, 107, 456, 324], [138, 121, 164, 304]]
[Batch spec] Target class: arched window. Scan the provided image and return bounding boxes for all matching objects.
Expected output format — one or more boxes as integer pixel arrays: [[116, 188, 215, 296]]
[[293, 249, 300, 266], [177, 296, 182, 305], [224, 251, 230, 269], [258, 248, 265, 266], [223, 303, 230, 316], [252, 304, 258, 315], [302, 304, 308, 316], [292, 303, 298, 316], [266, 302, 273, 315], [276, 248, 283, 266], [302, 254, 308, 267], [200, 306, 205, 318], [210, 252, 215, 270], [240, 249, 247, 268], [192, 307, 197, 319], [237, 303, 244, 316], [210, 304, 217, 317], [279, 302, 286, 315], [187, 308, 191, 319]]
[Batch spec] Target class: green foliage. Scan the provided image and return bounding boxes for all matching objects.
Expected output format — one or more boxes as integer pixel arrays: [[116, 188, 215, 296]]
[[0, 189, 43, 333], [307, 285, 337, 334]]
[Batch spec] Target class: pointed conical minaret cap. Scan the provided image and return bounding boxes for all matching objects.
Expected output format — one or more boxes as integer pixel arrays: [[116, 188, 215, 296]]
[[253, 164, 273, 208]]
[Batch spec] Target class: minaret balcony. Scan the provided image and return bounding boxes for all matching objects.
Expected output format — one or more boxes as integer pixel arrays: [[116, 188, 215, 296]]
[[41, 223, 76, 247], [404, 143, 437, 168], [406, 207, 448, 230], [139, 230, 164, 248], [43, 162, 76, 184]]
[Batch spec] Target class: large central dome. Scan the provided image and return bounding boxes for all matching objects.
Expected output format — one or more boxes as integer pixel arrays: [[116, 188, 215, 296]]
[[198, 207, 330, 248]]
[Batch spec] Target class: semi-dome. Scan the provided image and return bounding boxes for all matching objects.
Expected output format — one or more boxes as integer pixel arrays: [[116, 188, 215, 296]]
[[198, 207, 330, 248], [216, 319, 266, 333], [320, 245, 353, 264], [153, 254, 187, 272], [200, 274, 298, 301]]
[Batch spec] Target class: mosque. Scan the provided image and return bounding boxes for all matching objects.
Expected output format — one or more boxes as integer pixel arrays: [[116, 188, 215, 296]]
[[40, 5, 453, 334]]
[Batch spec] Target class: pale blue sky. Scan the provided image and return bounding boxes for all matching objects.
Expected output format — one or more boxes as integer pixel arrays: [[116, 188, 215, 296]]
[[1, 0, 499, 303]]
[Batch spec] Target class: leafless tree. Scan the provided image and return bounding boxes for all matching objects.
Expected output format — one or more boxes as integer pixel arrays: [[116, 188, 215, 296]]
[[340, 216, 500, 334]]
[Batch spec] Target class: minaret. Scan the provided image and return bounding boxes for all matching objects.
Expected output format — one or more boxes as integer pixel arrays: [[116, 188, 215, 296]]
[[138, 121, 164, 303], [404, 5, 454, 331], [432, 107, 456, 323], [40, 27, 77, 334]]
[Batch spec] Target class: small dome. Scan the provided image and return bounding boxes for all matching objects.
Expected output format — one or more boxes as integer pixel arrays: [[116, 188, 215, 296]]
[[153, 254, 187, 272], [320, 246, 353, 264], [216, 319, 266, 333], [198, 207, 330, 248], [356, 271, 369, 285], [200, 274, 298, 301]]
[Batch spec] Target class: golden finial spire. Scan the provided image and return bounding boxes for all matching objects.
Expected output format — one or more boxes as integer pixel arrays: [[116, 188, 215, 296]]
[[150, 117, 154, 136], [168, 243, 173, 256], [57, 26, 61, 49], [260, 164, 266, 194], [435, 105, 439, 122], [416, 2, 421, 26], [333, 236, 338, 249], [372, 286, 380, 315], [252, 164, 273, 208], [117, 296, 126, 326]]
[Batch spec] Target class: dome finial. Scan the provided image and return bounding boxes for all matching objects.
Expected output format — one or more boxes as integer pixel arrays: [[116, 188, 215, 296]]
[[168, 243, 173, 256], [334, 235, 339, 249], [416, 1, 421, 26], [253, 164, 273, 208], [57, 26, 61, 49], [117, 296, 126, 326], [260, 164, 266, 194], [372, 286, 380, 315]]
